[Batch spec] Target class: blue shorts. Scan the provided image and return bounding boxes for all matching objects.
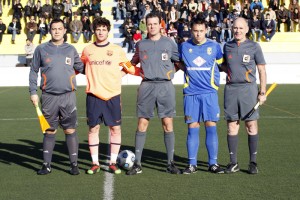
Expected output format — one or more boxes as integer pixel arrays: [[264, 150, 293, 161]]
[[86, 94, 121, 127], [184, 93, 220, 123]]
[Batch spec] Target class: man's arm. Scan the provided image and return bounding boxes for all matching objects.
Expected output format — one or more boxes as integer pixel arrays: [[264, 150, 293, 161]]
[[73, 48, 85, 74], [257, 64, 267, 105], [29, 47, 41, 106]]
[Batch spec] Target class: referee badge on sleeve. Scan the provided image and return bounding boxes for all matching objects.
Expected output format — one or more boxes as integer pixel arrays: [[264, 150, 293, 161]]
[[65, 57, 71, 65], [162, 53, 168, 61], [243, 55, 250, 63]]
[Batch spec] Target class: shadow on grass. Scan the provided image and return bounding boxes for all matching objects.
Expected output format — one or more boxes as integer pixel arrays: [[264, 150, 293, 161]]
[[0, 139, 210, 174]]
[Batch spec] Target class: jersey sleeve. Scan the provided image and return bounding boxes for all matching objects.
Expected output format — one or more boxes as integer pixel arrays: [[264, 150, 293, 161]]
[[254, 43, 266, 65], [73, 47, 85, 74], [215, 43, 224, 65], [131, 41, 140, 66], [29, 46, 41, 95]]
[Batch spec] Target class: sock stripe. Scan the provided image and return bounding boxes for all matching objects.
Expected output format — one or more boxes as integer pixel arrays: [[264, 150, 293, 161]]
[[89, 144, 99, 147], [110, 142, 121, 146]]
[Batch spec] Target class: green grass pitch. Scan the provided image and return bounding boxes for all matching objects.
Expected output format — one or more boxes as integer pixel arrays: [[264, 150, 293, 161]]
[[0, 85, 299, 200]]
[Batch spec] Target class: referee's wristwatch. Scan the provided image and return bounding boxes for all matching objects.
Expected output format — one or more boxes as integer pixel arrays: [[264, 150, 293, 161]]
[[259, 92, 265, 96]]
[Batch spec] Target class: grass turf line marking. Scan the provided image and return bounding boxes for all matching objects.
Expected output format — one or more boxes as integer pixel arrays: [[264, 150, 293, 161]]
[[103, 129, 114, 200], [264, 104, 300, 117]]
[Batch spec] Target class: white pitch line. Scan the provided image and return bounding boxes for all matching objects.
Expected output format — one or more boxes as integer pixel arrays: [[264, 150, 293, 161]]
[[103, 130, 114, 200], [0, 115, 300, 121]]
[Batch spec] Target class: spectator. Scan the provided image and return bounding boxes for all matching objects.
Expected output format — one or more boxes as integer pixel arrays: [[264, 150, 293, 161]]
[[0, 3, 2, 17], [42, 0, 52, 22], [211, 0, 220, 22], [37, 16, 48, 43], [138, 17, 146, 33], [220, 17, 232, 42], [250, 15, 263, 42], [265, 6, 277, 30], [167, 22, 178, 43], [172, 0, 181, 12], [180, 0, 189, 19], [79, 0, 90, 18], [137, 0, 147, 20], [208, 16, 220, 42], [127, 0, 138, 22], [153, 3, 165, 20], [52, 0, 63, 20], [140, 3, 152, 20], [90, 0, 102, 17], [116, 0, 126, 21], [181, 23, 191, 41], [33, 1, 42, 20], [122, 27, 134, 53], [161, 0, 171, 11], [220, 0, 230, 22], [288, 0, 300, 14], [203, 6, 216, 22], [242, 0, 250, 10], [82, 15, 92, 42], [63, 16, 71, 41], [24, 1, 33, 23], [262, 13, 276, 41], [234, 1, 242, 15], [63, 0, 73, 20], [269, 0, 279, 12], [277, 4, 291, 32], [291, 8, 300, 32], [240, 7, 252, 21], [26, 16, 38, 42], [69, 12, 83, 43], [250, 0, 264, 12], [253, 7, 264, 21], [168, 5, 179, 27], [198, 0, 208, 13], [13, 0, 23, 21], [0, 18, 6, 44], [133, 28, 142, 49], [8, 17, 21, 44], [188, 0, 198, 17], [24, 39, 35, 66]]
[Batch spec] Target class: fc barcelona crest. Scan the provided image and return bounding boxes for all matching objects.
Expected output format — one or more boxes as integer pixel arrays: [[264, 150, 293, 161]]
[[107, 50, 113, 56], [207, 47, 212, 55]]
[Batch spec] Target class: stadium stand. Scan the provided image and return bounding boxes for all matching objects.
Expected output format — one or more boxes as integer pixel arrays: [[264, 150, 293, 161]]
[[0, 0, 299, 55]]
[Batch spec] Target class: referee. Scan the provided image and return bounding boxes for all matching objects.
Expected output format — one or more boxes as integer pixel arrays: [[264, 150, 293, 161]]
[[29, 19, 84, 175], [222, 17, 267, 174]]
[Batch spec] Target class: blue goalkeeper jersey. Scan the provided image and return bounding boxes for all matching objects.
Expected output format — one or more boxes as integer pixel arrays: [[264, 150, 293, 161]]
[[179, 38, 224, 95]]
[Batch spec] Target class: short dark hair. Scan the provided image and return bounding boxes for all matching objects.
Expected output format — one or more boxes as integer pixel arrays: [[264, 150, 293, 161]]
[[145, 12, 161, 25], [92, 17, 111, 32], [49, 18, 65, 29], [190, 18, 208, 29]]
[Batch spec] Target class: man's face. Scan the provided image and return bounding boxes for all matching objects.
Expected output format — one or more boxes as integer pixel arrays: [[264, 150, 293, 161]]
[[50, 22, 66, 43], [191, 23, 207, 44], [146, 17, 161, 37], [95, 25, 109, 43], [232, 18, 249, 42]]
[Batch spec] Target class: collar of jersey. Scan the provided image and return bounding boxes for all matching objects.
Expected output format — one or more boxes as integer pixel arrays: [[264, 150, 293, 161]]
[[94, 42, 110, 47]]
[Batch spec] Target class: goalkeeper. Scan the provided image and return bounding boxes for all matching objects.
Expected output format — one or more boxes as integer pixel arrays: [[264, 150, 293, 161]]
[[81, 17, 140, 175]]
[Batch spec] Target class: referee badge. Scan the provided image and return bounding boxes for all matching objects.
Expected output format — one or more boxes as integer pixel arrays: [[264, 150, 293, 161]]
[[162, 53, 168, 61], [243, 55, 250, 63], [65, 57, 71, 65], [207, 47, 212, 55]]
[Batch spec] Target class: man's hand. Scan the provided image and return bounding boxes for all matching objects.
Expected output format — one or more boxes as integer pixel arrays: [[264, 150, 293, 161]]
[[258, 93, 267, 105], [30, 94, 39, 107]]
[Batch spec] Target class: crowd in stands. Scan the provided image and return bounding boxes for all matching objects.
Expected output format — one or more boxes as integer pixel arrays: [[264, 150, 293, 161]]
[[115, 0, 300, 52], [0, 0, 102, 44], [0, 0, 299, 48]]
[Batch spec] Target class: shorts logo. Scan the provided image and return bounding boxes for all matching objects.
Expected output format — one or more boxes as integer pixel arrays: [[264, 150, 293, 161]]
[[207, 47, 212, 55], [65, 57, 71, 65], [107, 50, 113, 56], [185, 115, 192, 121], [228, 54, 232, 59], [243, 55, 250, 63]]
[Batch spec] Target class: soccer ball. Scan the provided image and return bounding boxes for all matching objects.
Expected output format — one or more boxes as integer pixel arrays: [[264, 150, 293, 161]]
[[117, 150, 135, 170]]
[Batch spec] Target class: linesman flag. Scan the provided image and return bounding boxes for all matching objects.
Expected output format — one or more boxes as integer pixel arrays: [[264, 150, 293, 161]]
[[35, 105, 50, 134]]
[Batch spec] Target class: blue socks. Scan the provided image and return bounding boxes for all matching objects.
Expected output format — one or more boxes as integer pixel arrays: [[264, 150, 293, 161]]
[[205, 126, 218, 166], [186, 127, 199, 165], [187, 126, 219, 166]]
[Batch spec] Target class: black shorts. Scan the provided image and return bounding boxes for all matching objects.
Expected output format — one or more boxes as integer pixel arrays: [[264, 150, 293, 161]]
[[86, 94, 122, 127]]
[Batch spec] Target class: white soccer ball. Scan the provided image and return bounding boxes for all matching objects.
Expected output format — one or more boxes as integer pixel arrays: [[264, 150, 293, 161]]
[[117, 150, 135, 170]]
